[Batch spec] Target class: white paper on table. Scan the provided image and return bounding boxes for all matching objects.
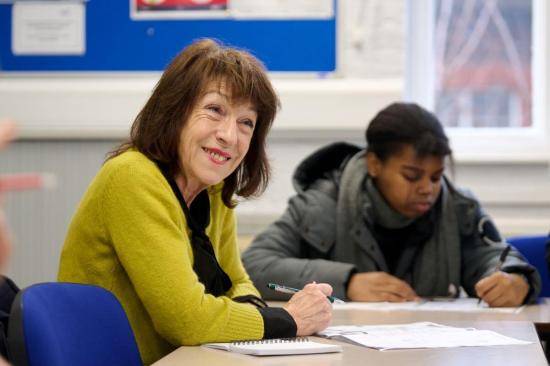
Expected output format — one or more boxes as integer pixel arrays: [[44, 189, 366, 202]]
[[318, 322, 532, 350], [333, 298, 524, 314]]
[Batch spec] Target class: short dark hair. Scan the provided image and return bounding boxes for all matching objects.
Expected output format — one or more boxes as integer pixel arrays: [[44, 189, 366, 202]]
[[108, 38, 279, 207], [366, 102, 452, 161]]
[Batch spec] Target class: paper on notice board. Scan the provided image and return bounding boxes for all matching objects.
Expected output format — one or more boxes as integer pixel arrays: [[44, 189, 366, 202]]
[[12, 2, 85, 55], [130, 0, 333, 20], [230, 0, 333, 19]]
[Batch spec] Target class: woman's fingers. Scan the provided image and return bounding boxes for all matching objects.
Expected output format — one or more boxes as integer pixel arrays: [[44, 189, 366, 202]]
[[284, 284, 333, 336], [314, 282, 333, 296]]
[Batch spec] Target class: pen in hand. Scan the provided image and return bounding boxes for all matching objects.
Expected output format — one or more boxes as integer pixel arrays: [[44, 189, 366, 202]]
[[477, 245, 512, 305], [267, 283, 345, 304]]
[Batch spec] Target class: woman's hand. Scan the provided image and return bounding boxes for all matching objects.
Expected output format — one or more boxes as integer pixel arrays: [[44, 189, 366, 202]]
[[346, 272, 419, 302], [283, 283, 333, 336], [475, 272, 529, 307]]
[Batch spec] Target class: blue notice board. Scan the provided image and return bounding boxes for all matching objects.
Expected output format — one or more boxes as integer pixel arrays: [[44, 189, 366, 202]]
[[0, 1, 336, 72]]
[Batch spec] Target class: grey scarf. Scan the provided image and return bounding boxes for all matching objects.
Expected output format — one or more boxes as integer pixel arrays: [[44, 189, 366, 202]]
[[335, 151, 462, 297]]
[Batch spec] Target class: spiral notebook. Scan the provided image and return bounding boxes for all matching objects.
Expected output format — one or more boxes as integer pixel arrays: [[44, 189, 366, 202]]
[[204, 337, 342, 356]]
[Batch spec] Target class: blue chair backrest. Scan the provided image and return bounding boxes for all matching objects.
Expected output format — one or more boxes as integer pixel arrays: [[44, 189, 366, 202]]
[[507, 235, 550, 298], [8, 282, 142, 366]]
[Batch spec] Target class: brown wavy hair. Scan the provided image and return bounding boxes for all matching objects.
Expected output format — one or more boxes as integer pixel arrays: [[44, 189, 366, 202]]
[[107, 39, 280, 207]]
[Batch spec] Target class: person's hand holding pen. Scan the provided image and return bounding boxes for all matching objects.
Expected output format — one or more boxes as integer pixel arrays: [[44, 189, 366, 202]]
[[268, 283, 345, 304], [279, 283, 333, 336], [475, 245, 530, 307]]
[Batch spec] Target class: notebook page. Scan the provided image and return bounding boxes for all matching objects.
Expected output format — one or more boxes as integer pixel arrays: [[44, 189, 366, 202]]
[[204, 338, 342, 356]]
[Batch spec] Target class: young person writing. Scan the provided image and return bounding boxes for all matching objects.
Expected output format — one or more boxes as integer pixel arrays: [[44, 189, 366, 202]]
[[243, 102, 540, 307]]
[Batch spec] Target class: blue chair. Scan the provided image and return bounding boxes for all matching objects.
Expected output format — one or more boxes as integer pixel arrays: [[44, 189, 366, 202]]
[[507, 234, 550, 297], [8, 282, 142, 366]]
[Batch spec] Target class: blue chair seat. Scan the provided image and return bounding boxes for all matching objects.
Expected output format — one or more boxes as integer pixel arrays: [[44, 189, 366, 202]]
[[507, 235, 550, 298], [8, 282, 142, 366]]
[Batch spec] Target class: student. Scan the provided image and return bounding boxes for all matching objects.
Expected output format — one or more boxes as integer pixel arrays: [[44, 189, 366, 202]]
[[243, 102, 541, 306], [58, 39, 332, 365]]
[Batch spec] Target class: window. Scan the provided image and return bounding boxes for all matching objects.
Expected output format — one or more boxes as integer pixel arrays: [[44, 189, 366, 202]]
[[406, 0, 548, 160], [434, 0, 531, 128]]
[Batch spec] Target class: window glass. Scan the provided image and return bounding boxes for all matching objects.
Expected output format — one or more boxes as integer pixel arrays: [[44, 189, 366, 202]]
[[434, 0, 532, 127]]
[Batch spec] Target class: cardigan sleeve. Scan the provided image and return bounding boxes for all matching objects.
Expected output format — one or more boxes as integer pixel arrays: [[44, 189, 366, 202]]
[[216, 207, 263, 300], [101, 163, 265, 346]]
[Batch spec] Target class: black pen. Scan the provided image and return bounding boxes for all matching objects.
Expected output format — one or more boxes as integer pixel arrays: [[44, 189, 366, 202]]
[[478, 245, 512, 305], [267, 283, 345, 304]]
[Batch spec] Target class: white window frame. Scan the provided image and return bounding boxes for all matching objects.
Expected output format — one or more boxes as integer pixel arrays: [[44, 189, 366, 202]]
[[405, 0, 549, 162]]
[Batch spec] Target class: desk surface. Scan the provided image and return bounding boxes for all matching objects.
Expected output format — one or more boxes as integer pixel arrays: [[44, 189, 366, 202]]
[[330, 299, 550, 320], [154, 313, 548, 365], [329, 298, 550, 335]]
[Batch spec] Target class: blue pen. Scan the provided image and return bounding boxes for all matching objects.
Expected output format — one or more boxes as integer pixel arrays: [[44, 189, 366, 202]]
[[267, 283, 345, 304]]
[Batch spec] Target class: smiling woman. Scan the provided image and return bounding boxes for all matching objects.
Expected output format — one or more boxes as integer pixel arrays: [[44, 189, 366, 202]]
[[57, 39, 333, 365], [176, 85, 258, 202]]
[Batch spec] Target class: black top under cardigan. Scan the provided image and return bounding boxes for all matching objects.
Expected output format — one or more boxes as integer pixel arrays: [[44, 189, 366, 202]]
[[160, 165, 296, 339]]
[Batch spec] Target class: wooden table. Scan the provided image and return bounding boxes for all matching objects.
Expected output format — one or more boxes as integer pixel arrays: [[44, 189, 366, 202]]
[[153, 305, 548, 366]]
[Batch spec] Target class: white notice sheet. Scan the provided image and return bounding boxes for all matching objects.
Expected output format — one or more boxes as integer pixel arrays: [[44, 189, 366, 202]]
[[230, 0, 333, 19], [12, 1, 85, 55]]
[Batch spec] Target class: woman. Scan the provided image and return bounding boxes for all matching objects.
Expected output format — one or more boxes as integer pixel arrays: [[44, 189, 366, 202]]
[[243, 102, 541, 306], [58, 39, 332, 365]]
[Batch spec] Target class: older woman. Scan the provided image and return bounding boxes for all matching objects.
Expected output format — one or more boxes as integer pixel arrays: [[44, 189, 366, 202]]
[[58, 39, 332, 365]]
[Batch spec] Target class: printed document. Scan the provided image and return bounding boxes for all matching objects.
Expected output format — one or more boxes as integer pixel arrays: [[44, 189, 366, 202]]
[[318, 322, 531, 350]]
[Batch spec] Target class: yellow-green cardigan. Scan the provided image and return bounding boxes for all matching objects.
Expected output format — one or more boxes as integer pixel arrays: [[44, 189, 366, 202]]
[[58, 151, 265, 365]]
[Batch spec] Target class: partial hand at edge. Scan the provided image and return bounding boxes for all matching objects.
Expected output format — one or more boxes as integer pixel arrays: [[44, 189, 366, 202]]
[[0, 119, 16, 150]]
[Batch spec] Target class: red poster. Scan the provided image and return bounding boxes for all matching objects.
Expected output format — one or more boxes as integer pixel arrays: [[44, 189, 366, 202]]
[[136, 0, 228, 11]]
